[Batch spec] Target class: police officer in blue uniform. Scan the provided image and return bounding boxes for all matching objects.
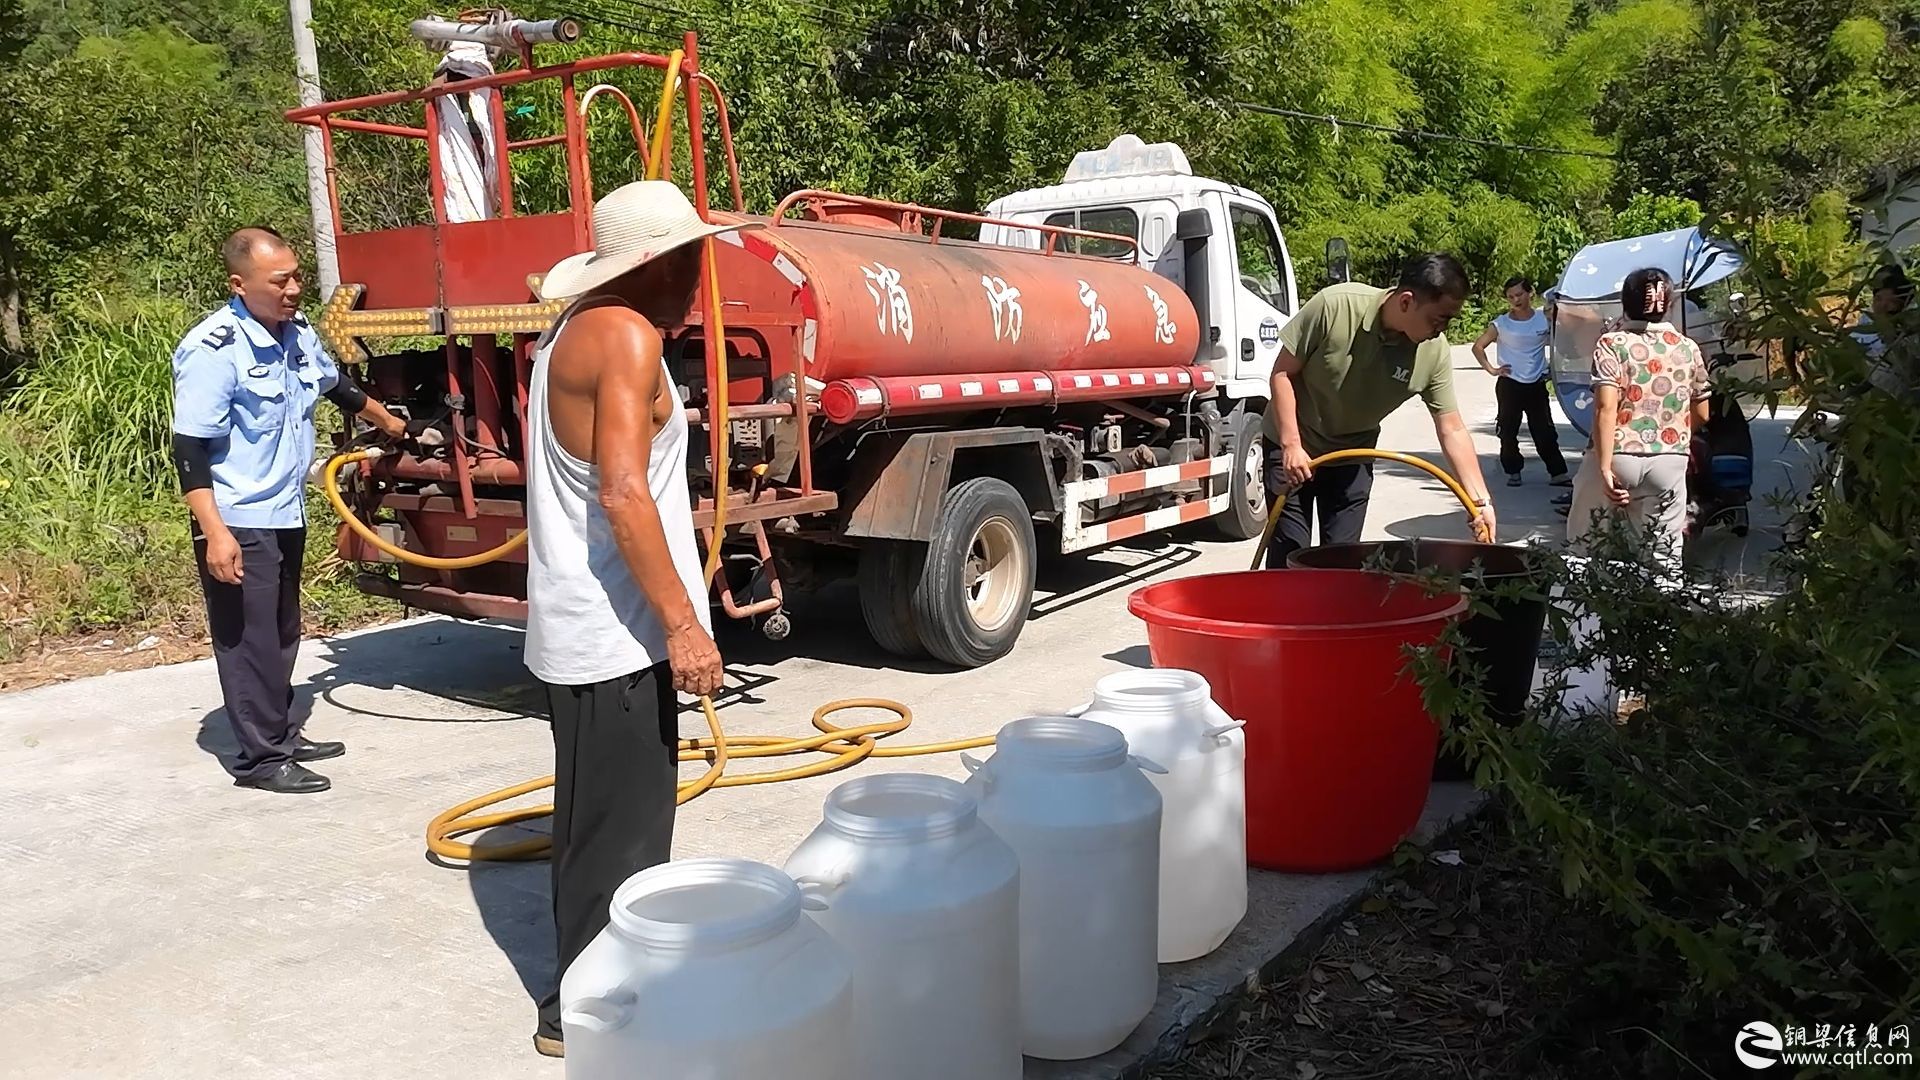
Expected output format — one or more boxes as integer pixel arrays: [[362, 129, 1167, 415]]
[[171, 227, 408, 794]]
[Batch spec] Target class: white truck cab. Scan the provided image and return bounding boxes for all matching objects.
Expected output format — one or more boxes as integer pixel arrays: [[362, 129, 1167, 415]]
[[982, 135, 1300, 402]]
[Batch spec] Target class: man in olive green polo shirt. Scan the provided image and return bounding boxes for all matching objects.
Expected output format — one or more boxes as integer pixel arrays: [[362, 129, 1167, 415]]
[[1262, 252, 1496, 567]]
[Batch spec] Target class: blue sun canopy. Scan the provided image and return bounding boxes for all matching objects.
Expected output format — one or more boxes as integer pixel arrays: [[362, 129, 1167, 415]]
[[1551, 227, 1744, 302]]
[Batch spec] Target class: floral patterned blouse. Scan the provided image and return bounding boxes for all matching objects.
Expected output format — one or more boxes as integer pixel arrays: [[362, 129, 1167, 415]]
[[1591, 322, 1709, 455]]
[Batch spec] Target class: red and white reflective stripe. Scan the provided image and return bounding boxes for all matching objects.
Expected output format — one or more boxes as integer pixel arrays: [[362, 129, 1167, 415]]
[[732, 231, 820, 365], [1073, 455, 1226, 501], [1057, 454, 1231, 552], [1061, 495, 1229, 553], [818, 365, 1216, 423]]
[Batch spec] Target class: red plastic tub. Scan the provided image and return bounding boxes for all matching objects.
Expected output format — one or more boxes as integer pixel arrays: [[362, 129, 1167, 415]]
[[1128, 569, 1466, 871]]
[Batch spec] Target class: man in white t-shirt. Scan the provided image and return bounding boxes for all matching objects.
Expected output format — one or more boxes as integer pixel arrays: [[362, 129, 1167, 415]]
[[1473, 275, 1569, 487]]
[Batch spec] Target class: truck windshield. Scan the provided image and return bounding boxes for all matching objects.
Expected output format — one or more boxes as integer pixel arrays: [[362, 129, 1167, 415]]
[[1043, 207, 1139, 259]]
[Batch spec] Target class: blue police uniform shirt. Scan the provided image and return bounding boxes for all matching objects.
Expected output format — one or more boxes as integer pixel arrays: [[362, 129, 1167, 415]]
[[170, 297, 340, 529]]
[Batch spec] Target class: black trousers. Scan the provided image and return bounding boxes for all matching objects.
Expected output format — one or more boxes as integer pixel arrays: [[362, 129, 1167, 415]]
[[538, 662, 678, 1040], [1263, 438, 1375, 568], [195, 525, 306, 780], [1494, 377, 1567, 479]]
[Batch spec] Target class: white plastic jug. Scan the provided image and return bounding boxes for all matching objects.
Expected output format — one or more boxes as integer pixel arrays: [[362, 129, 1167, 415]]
[[783, 773, 1022, 1080], [559, 858, 853, 1080], [1074, 668, 1247, 962], [963, 717, 1163, 1060]]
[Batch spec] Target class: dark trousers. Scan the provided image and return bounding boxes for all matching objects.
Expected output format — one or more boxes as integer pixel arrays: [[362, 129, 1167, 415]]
[[196, 526, 306, 780], [1494, 377, 1567, 479], [538, 662, 678, 1040], [1263, 438, 1375, 568]]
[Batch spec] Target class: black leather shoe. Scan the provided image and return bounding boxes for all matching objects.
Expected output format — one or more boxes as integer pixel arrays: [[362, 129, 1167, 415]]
[[236, 762, 331, 794], [293, 738, 345, 763]]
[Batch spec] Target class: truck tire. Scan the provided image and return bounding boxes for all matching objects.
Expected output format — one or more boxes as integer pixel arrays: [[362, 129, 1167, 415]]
[[1215, 410, 1269, 540], [910, 477, 1037, 668], [857, 541, 928, 659]]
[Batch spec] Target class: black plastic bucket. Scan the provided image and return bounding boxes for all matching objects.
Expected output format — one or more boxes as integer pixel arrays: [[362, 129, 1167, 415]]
[[1287, 540, 1548, 781]]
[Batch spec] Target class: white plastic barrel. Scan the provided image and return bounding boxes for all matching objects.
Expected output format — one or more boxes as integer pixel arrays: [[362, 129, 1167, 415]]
[[1075, 668, 1247, 962], [963, 717, 1162, 1060], [558, 858, 853, 1080], [783, 773, 1022, 1080]]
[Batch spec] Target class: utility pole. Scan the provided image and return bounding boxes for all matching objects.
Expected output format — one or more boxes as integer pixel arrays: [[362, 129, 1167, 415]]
[[289, 0, 341, 296]]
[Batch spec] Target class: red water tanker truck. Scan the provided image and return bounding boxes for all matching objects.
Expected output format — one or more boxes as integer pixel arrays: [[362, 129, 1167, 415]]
[[291, 27, 1300, 667]]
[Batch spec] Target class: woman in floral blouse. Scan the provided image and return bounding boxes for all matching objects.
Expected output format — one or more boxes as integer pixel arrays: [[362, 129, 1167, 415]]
[[1566, 267, 1712, 575]]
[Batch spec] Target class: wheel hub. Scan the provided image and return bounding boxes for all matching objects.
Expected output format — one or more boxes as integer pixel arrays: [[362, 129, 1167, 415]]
[[964, 516, 1025, 633], [1242, 440, 1266, 512]]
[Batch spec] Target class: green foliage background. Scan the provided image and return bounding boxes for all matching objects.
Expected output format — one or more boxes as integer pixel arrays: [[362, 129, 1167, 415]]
[[0, 0, 1915, 654]]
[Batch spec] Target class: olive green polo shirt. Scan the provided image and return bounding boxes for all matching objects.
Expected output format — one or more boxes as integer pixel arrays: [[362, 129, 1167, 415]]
[[1262, 283, 1459, 455]]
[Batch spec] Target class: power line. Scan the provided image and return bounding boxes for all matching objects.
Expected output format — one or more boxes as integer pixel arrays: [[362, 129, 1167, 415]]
[[1232, 101, 1620, 161]]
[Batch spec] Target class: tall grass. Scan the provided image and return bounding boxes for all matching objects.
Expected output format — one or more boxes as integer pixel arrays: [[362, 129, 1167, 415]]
[[0, 297, 391, 660], [6, 297, 178, 491]]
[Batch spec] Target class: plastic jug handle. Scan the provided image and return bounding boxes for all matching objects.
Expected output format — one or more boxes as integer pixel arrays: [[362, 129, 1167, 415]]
[[1129, 753, 1170, 775], [958, 753, 995, 793], [562, 994, 635, 1035], [792, 872, 850, 912], [1203, 719, 1247, 741], [1064, 701, 1091, 718]]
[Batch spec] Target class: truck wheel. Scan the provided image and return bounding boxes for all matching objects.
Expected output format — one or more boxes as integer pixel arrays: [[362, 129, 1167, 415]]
[[858, 541, 928, 658], [1215, 411, 1269, 540], [911, 478, 1036, 668]]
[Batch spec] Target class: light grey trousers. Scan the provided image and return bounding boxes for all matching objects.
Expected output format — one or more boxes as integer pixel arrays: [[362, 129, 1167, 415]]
[[1567, 451, 1688, 577]]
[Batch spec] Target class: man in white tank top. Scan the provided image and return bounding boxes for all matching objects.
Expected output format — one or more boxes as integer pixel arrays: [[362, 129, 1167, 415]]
[[523, 181, 760, 1057], [1472, 275, 1569, 488]]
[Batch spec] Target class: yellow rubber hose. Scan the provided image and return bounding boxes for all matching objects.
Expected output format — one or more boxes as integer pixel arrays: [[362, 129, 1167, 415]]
[[1248, 447, 1489, 571], [423, 445, 1484, 864], [424, 698, 1000, 863], [699, 237, 728, 586], [324, 448, 527, 569], [645, 50, 683, 180]]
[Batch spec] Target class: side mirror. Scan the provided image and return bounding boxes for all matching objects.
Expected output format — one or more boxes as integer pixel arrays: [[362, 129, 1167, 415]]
[[1325, 238, 1351, 285], [1174, 208, 1212, 241]]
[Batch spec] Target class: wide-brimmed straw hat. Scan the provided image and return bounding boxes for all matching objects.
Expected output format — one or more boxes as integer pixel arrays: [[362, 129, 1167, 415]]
[[537, 180, 761, 301]]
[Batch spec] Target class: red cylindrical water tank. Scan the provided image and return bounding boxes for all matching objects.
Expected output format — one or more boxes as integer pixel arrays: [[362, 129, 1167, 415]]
[[1128, 570, 1465, 872], [735, 219, 1200, 381]]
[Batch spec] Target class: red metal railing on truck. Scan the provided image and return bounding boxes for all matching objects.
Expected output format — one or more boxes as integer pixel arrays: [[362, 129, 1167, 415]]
[[769, 190, 1140, 258], [282, 34, 800, 538]]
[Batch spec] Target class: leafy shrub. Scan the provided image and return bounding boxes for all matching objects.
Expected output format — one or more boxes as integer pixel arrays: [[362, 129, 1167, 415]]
[[1408, 198, 1920, 1072]]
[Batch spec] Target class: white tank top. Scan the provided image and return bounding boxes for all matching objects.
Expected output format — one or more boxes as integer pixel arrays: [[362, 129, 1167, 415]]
[[523, 298, 710, 685]]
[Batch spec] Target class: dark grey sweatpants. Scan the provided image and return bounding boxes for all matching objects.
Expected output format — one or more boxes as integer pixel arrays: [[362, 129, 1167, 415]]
[[195, 526, 306, 780]]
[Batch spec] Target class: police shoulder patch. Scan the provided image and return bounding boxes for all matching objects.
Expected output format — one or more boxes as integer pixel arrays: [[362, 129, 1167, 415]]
[[200, 323, 238, 350]]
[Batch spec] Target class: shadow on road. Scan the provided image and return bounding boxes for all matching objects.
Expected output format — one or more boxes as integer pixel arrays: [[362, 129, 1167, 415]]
[[718, 537, 1204, 672], [297, 619, 541, 722], [193, 688, 316, 775], [466, 853, 556, 1012]]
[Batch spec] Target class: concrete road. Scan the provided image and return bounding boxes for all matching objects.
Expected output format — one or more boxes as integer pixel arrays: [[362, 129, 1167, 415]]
[[0, 351, 1808, 1078]]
